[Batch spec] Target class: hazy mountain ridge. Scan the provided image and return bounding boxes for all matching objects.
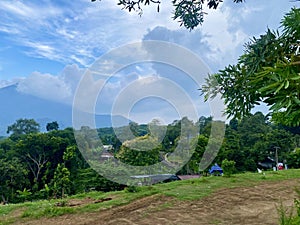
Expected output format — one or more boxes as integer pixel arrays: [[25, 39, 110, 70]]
[[0, 84, 129, 136]]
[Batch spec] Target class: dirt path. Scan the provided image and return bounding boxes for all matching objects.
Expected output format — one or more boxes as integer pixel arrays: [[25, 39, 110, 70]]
[[17, 179, 300, 225]]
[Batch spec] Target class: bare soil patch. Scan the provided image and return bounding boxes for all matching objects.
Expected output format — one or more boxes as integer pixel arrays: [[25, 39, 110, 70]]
[[15, 179, 300, 225]]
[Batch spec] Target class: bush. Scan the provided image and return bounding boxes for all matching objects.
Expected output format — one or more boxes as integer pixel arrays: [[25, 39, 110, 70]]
[[125, 186, 140, 193], [221, 159, 236, 177]]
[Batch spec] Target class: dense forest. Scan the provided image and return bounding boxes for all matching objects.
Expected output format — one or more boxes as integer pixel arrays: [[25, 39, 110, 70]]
[[1, 112, 300, 204]]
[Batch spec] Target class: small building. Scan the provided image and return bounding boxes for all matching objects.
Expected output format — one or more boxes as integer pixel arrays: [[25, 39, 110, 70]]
[[100, 145, 114, 159], [258, 157, 275, 169]]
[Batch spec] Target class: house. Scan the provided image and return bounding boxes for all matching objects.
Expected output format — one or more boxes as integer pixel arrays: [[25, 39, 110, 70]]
[[100, 145, 114, 159], [258, 157, 275, 169]]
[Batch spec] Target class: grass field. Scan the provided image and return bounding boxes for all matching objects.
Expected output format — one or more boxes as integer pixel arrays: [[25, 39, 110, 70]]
[[1, 169, 300, 225]]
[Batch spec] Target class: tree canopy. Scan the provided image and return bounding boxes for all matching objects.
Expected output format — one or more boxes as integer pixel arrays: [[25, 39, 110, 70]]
[[92, 0, 244, 30], [7, 118, 40, 140], [1, 115, 300, 203], [201, 7, 300, 126]]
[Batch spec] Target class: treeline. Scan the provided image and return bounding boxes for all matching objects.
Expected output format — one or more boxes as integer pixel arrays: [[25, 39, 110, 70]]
[[111, 112, 300, 175], [0, 119, 124, 204], [1, 112, 300, 203]]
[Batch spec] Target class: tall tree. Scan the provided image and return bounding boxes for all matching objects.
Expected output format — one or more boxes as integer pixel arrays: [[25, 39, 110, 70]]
[[15, 133, 68, 190], [46, 121, 59, 131], [201, 8, 300, 126], [7, 119, 40, 140], [0, 158, 29, 203], [116, 134, 161, 166], [52, 163, 71, 198]]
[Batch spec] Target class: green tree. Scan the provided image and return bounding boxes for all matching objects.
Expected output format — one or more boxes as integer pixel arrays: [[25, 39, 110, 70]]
[[180, 134, 208, 174], [116, 134, 161, 166], [221, 159, 236, 177], [92, 0, 245, 30], [161, 119, 181, 152], [15, 133, 69, 191], [7, 118, 40, 140], [0, 158, 29, 203], [201, 8, 300, 126], [52, 163, 71, 198], [0, 138, 15, 159], [46, 121, 59, 131], [288, 147, 300, 168], [217, 127, 244, 170]]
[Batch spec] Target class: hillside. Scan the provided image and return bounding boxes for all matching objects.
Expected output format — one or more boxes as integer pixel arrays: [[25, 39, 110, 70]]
[[1, 170, 300, 225], [0, 84, 130, 136]]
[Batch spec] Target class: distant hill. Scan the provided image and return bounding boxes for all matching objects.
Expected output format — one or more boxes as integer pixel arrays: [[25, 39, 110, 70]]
[[0, 84, 130, 136]]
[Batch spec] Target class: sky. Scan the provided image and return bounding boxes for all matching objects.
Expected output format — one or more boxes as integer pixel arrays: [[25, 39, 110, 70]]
[[0, 0, 299, 125]]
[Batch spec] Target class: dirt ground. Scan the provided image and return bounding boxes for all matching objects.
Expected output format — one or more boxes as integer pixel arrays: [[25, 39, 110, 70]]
[[16, 179, 300, 225]]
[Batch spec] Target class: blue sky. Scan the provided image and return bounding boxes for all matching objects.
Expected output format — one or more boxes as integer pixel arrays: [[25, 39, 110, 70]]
[[0, 0, 299, 124]]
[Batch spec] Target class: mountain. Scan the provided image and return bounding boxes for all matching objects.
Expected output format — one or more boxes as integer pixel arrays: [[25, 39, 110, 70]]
[[0, 84, 130, 136]]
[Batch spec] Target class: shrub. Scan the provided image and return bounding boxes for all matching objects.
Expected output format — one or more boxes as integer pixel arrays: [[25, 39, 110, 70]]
[[221, 159, 236, 177], [125, 186, 140, 193]]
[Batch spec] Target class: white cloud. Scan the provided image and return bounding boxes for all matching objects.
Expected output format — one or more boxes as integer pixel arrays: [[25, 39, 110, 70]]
[[7, 64, 84, 104], [199, 7, 248, 68], [0, 0, 180, 67], [17, 72, 72, 101], [0, 79, 15, 88], [0, 1, 36, 18], [1, 0, 298, 124], [0, 0, 298, 70]]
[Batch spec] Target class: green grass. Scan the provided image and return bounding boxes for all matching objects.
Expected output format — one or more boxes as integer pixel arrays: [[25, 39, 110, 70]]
[[1, 169, 300, 225]]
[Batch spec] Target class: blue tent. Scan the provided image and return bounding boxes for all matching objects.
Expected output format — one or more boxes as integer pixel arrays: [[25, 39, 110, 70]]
[[209, 164, 223, 175]]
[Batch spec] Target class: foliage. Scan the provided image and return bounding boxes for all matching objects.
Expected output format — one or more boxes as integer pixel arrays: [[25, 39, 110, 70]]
[[92, 0, 245, 30], [1, 115, 300, 203], [288, 148, 300, 168], [201, 8, 300, 126], [46, 121, 59, 131], [221, 159, 236, 177], [16, 188, 32, 202], [0, 157, 29, 203], [7, 118, 40, 140], [52, 163, 71, 198], [124, 185, 141, 193], [278, 188, 300, 225], [116, 134, 161, 166], [277, 201, 294, 225]]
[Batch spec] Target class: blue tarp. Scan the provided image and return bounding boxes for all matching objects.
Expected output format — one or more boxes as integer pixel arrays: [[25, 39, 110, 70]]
[[209, 164, 223, 174]]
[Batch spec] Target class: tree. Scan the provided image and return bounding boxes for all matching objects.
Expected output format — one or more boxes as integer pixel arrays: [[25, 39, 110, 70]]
[[92, 0, 244, 30], [179, 134, 208, 174], [15, 133, 68, 190], [221, 159, 235, 177], [7, 118, 40, 140], [0, 158, 29, 203], [15, 133, 49, 188], [116, 134, 161, 166], [46, 121, 59, 131], [201, 8, 300, 126], [52, 163, 71, 198]]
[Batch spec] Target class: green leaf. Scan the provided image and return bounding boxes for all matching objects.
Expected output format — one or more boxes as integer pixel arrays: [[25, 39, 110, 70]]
[[291, 75, 300, 80], [274, 82, 285, 94], [284, 80, 289, 89], [293, 97, 300, 105]]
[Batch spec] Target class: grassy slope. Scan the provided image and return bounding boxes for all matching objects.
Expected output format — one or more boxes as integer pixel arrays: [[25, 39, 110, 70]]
[[1, 169, 300, 225]]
